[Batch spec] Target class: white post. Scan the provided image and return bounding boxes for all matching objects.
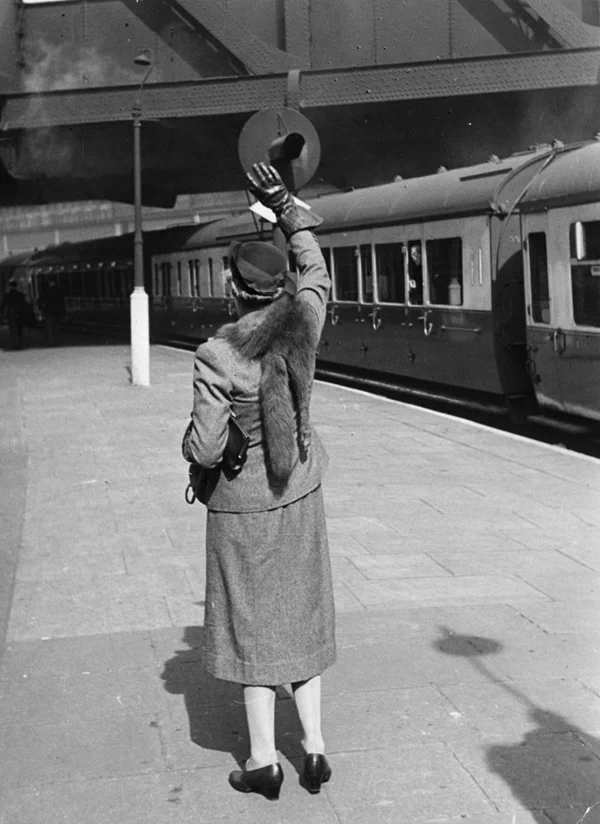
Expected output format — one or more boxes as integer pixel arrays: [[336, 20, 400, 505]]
[[130, 93, 150, 386], [130, 285, 150, 385]]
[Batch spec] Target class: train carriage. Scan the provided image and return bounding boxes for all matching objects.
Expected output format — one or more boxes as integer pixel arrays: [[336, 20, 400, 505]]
[[517, 141, 600, 421], [3, 138, 599, 424]]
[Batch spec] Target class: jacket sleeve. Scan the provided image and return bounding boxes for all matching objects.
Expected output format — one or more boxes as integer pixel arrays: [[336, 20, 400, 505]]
[[289, 229, 331, 338], [186, 341, 232, 468]]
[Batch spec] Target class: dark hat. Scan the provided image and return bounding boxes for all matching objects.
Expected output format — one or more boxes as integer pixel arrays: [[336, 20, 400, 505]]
[[229, 240, 293, 297]]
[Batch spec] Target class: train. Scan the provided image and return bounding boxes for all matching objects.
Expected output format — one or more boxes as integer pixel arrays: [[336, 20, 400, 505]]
[[2, 137, 599, 424]]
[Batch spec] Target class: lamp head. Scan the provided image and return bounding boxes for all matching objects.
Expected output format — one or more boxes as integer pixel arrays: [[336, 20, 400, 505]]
[[134, 49, 153, 67]]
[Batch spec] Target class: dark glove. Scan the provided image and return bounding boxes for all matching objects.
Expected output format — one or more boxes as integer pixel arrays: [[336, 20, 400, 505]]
[[246, 162, 323, 236], [246, 163, 292, 216]]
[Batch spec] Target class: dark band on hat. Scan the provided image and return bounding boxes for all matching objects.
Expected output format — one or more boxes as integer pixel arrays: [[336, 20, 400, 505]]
[[229, 240, 289, 297]]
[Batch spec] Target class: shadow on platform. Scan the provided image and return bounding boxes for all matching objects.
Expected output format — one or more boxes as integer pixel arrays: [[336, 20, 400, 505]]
[[160, 625, 307, 777], [0, 324, 118, 351], [436, 627, 600, 824]]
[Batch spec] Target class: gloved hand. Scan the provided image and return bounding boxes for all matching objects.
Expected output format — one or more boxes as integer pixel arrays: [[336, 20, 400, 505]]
[[246, 162, 293, 216], [246, 161, 323, 236]]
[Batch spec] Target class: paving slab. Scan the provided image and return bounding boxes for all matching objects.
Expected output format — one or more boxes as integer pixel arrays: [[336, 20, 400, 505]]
[[1, 334, 600, 824]]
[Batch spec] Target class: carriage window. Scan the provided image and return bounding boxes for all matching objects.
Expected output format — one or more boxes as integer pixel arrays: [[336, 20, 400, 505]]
[[333, 246, 358, 301], [194, 260, 201, 297], [426, 237, 463, 305], [208, 258, 214, 297], [187, 260, 194, 296], [359, 245, 374, 302], [154, 263, 160, 295], [528, 232, 550, 323], [376, 242, 404, 304], [407, 242, 423, 305], [570, 220, 600, 328], [176, 262, 182, 296], [161, 262, 172, 297]]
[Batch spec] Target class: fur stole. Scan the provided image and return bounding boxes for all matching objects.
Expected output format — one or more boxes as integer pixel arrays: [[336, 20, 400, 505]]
[[216, 294, 318, 486]]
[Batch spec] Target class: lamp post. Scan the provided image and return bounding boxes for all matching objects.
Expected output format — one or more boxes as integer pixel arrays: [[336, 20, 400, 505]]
[[130, 49, 153, 386]]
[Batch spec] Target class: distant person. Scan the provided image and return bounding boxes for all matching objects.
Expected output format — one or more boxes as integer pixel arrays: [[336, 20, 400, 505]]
[[39, 279, 66, 346], [408, 243, 423, 305], [183, 163, 335, 800], [1, 278, 27, 349]]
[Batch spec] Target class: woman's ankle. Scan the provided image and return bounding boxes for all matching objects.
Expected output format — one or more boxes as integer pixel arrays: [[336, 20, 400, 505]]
[[302, 738, 325, 755], [246, 751, 278, 770]]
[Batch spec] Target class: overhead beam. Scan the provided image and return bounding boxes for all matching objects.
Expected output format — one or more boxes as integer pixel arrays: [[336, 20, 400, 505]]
[[455, 0, 564, 50], [509, 0, 600, 48], [118, 0, 245, 78], [3, 48, 600, 131], [456, 0, 600, 50], [163, 0, 307, 73]]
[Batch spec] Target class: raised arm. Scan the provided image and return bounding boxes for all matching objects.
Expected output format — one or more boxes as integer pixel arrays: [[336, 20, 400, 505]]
[[246, 162, 331, 334]]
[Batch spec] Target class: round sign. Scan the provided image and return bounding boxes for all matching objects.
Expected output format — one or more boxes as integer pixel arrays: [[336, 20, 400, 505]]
[[238, 107, 321, 191]]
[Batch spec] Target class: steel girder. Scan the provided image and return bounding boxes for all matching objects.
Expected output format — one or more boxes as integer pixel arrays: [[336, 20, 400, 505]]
[[510, 0, 600, 48], [2, 47, 600, 131], [161, 0, 309, 74]]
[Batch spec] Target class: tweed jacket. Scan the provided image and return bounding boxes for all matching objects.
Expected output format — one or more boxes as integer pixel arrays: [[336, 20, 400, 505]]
[[185, 228, 331, 512]]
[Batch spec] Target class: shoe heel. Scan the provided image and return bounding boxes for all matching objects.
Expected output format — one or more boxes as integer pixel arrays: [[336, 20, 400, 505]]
[[304, 754, 332, 794], [264, 782, 282, 800], [306, 776, 322, 794]]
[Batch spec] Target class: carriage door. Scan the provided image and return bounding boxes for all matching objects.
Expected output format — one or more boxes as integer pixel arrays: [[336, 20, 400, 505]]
[[522, 214, 564, 413], [525, 206, 600, 420]]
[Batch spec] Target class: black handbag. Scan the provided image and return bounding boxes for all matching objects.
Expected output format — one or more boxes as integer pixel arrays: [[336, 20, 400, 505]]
[[183, 413, 250, 505], [223, 412, 250, 473]]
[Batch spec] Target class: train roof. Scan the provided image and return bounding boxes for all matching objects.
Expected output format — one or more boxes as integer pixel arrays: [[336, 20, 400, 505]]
[[519, 140, 600, 211], [0, 250, 37, 271], [179, 140, 600, 247]]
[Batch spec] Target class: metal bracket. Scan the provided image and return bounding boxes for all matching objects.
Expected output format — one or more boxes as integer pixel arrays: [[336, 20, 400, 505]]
[[286, 70, 302, 110]]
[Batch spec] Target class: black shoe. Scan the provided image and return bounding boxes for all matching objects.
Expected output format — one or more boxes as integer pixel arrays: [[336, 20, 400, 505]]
[[304, 753, 332, 794], [228, 762, 283, 800]]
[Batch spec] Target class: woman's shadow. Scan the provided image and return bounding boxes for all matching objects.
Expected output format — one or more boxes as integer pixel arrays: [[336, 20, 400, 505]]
[[436, 627, 600, 824], [160, 625, 307, 778]]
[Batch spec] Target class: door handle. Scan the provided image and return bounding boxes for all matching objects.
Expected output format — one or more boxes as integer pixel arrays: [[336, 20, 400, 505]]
[[550, 329, 566, 355], [328, 305, 340, 326], [418, 311, 434, 336], [369, 306, 382, 330]]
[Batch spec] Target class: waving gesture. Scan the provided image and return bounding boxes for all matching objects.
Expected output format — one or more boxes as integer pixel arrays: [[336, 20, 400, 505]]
[[246, 163, 293, 217]]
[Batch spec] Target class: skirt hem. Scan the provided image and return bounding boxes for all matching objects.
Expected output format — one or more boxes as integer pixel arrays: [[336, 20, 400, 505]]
[[203, 643, 336, 686]]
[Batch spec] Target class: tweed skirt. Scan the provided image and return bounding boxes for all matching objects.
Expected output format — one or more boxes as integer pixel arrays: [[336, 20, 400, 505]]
[[202, 485, 336, 685]]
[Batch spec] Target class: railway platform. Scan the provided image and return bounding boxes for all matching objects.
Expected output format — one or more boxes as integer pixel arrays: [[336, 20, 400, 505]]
[[1, 327, 600, 824]]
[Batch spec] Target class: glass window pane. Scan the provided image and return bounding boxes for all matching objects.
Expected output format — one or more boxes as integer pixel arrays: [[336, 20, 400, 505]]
[[208, 258, 214, 297], [333, 246, 358, 301], [407, 241, 423, 305], [360, 244, 374, 302], [194, 260, 201, 297], [187, 260, 194, 296], [570, 220, 600, 327], [528, 232, 550, 323], [376, 242, 404, 304], [426, 237, 463, 305]]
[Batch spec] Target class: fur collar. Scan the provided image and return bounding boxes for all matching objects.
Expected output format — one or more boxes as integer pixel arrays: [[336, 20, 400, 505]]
[[217, 295, 318, 488]]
